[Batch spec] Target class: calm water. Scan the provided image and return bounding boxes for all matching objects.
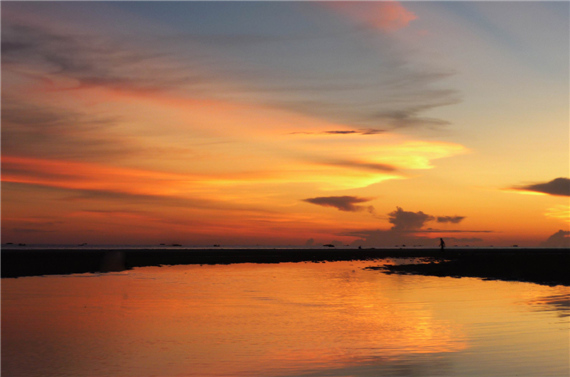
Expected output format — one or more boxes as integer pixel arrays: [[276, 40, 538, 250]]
[[2, 260, 569, 377]]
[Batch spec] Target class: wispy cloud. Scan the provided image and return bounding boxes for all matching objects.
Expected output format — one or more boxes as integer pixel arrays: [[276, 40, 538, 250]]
[[1, 99, 134, 162], [1, 22, 190, 93], [1, 156, 239, 210], [437, 216, 465, 224], [291, 128, 385, 136], [2, 10, 464, 176], [545, 205, 570, 223], [2, 9, 459, 132], [303, 196, 374, 213]]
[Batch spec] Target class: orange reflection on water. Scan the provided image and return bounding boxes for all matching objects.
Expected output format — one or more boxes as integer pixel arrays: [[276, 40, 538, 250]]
[[3, 260, 568, 377], [2, 261, 467, 377]]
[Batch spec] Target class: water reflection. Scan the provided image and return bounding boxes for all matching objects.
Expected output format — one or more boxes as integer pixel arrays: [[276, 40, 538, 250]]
[[2, 261, 569, 377]]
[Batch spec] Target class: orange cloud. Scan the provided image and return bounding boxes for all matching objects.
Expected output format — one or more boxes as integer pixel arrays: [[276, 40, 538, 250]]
[[325, 1, 417, 32], [1, 155, 202, 197]]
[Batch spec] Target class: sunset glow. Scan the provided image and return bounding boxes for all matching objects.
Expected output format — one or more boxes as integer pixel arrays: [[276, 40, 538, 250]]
[[2, 1, 568, 247]]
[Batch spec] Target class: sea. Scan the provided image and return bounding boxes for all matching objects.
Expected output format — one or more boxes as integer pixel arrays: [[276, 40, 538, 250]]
[[2, 258, 569, 377]]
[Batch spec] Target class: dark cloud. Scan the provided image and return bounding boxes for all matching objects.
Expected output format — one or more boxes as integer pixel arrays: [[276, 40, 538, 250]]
[[323, 128, 385, 135], [319, 158, 396, 173], [388, 207, 434, 231], [325, 130, 359, 134], [540, 230, 570, 248], [437, 216, 465, 224], [340, 207, 478, 247], [303, 196, 373, 212], [388, 207, 469, 230], [358, 128, 385, 135], [514, 178, 570, 197]]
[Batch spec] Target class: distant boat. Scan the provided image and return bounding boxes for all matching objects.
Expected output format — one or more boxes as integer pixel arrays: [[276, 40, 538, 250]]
[[323, 244, 335, 247], [213, 244, 220, 247], [171, 244, 182, 247], [78, 243, 87, 246]]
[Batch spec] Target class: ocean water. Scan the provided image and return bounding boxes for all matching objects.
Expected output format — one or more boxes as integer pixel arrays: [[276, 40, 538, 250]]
[[2, 260, 569, 377]]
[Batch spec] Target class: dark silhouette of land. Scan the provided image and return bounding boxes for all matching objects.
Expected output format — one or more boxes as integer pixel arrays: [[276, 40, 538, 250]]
[[1, 247, 569, 286], [374, 249, 570, 286]]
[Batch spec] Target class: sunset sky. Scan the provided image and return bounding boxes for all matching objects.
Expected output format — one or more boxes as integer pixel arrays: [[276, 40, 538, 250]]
[[2, 1, 569, 247]]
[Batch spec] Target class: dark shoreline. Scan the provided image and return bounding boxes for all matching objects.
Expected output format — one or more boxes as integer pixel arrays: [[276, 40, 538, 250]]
[[2, 248, 569, 286], [372, 249, 570, 287], [1, 248, 433, 278]]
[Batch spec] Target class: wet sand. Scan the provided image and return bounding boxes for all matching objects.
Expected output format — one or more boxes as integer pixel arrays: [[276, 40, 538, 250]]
[[2, 247, 569, 286]]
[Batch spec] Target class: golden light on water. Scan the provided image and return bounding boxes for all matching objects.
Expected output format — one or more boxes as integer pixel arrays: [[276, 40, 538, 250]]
[[2, 261, 568, 377]]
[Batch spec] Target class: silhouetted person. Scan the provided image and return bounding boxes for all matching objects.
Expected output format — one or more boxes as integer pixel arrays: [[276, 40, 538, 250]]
[[439, 238, 445, 251]]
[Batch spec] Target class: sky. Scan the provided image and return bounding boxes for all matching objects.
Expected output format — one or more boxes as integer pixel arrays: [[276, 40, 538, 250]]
[[2, 1, 569, 247]]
